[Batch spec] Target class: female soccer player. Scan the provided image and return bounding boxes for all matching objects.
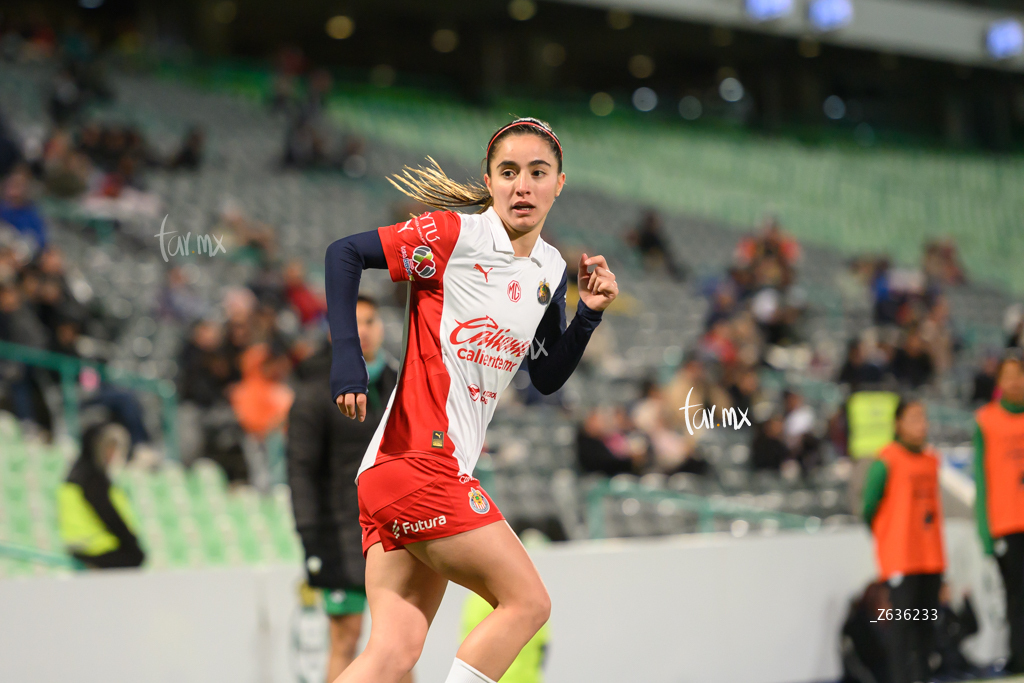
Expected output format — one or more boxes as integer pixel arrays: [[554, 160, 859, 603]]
[[862, 398, 945, 683], [324, 117, 617, 683]]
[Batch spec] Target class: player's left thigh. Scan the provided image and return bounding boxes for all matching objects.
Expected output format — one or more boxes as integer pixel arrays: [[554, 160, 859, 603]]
[[405, 521, 549, 617]]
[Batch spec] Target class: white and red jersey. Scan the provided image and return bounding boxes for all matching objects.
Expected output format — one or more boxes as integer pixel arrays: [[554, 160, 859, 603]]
[[357, 207, 567, 479]]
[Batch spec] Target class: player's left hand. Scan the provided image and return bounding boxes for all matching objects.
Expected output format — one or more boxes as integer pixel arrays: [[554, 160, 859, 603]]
[[578, 253, 618, 312]]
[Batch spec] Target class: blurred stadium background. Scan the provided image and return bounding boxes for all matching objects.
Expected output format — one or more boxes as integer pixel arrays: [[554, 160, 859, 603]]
[[0, 0, 1022, 681]]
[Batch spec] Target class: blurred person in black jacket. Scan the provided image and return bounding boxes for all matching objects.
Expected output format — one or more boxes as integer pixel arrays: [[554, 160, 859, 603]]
[[287, 294, 405, 683], [841, 580, 892, 683], [933, 583, 980, 680]]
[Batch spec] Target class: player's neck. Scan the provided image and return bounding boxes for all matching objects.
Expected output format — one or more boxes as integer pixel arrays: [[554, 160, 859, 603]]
[[502, 218, 545, 258]]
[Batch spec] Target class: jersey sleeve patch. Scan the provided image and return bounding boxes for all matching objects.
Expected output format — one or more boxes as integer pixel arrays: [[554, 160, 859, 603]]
[[377, 211, 462, 284]]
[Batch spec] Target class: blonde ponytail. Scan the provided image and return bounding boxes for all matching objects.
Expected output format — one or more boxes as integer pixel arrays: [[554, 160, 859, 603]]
[[387, 157, 492, 213]]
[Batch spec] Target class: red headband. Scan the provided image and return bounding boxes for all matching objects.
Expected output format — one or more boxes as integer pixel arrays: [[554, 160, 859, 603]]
[[486, 121, 562, 159]]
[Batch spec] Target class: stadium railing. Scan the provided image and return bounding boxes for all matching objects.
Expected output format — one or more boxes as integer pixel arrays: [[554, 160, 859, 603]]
[[0, 340, 180, 461]]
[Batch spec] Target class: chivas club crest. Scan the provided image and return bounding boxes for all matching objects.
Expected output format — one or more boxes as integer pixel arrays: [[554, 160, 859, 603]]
[[537, 279, 551, 305], [468, 487, 490, 514]]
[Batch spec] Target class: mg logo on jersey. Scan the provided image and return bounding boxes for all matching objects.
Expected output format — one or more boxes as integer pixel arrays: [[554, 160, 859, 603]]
[[507, 280, 521, 302]]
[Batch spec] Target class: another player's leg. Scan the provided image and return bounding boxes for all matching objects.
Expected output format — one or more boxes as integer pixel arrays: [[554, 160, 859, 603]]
[[334, 542, 447, 683], [405, 521, 550, 683], [325, 612, 361, 683]]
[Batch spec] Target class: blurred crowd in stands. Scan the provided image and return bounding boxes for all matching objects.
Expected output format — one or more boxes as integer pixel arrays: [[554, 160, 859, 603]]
[[0, 20, 1016, 503]]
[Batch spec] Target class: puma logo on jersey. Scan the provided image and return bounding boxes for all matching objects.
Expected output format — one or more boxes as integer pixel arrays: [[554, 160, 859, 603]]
[[473, 264, 493, 282]]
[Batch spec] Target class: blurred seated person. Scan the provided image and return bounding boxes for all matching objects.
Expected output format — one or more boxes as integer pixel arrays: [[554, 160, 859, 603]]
[[58, 422, 144, 569], [631, 378, 701, 474], [734, 215, 801, 271], [41, 129, 91, 198], [838, 339, 887, 389], [840, 580, 892, 683], [727, 367, 762, 417], [663, 353, 732, 432], [624, 210, 686, 282], [932, 582, 980, 680], [891, 327, 934, 389], [576, 406, 646, 476], [0, 166, 47, 253], [751, 414, 789, 472], [157, 265, 207, 323]]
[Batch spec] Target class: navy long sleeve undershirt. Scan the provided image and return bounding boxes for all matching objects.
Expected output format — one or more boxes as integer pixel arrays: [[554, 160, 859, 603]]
[[526, 269, 603, 395], [325, 230, 387, 402], [325, 231, 602, 401]]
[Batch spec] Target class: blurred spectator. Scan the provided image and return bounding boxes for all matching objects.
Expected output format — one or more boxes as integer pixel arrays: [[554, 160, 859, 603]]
[[57, 422, 144, 569], [891, 327, 934, 389], [663, 354, 732, 432], [49, 66, 84, 124], [750, 414, 789, 471], [0, 113, 21, 177], [41, 128, 91, 198], [699, 319, 737, 367], [229, 341, 295, 492], [631, 378, 697, 474], [922, 238, 966, 287], [919, 295, 956, 375], [176, 318, 247, 481], [726, 367, 762, 417], [783, 390, 822, 472], [0, 166, 48, 252], [734, 215, 801, 272], [576, 406, 646, 476], [838, 340, 887, 389], [157, 266, 207, 323], [215, 199, 277, 265], [840, 580, 892, 683], [932, 583, 980, 679], [971, 352, 999, 404], [178, 320, 233, 408], [168, 126, 205, 170], [283, 259, 327, 326], [624, 210, 686, 281]]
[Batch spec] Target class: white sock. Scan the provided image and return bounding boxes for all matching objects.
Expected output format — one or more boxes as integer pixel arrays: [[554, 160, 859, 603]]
[[443, 658, 497, 683]]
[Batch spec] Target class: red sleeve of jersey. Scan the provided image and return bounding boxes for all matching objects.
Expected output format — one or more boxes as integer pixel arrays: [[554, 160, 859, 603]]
[[377, 211, 462, 285]]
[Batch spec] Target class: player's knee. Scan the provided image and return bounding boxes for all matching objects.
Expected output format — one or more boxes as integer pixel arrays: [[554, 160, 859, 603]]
[[520, 585, 551, 632], [369, 627, 425, 674]]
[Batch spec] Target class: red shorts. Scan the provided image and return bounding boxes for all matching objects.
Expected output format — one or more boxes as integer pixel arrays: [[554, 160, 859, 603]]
[[357, 454, 505, 557]]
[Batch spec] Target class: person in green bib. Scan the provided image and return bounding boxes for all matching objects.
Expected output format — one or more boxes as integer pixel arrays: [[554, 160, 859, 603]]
[[974, 348, 1024, 672], [57, 421, 144, 569], [461, 592, 549, 683]]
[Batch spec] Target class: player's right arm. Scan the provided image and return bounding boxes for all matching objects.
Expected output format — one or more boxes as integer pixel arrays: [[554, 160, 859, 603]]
[[325, 211, 459, 420], [325, 230, 387, 421]]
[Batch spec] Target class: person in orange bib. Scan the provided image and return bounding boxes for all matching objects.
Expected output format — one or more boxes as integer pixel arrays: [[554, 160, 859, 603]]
[[974, 348, 1024, 673], [863, 398, 945, 683]]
